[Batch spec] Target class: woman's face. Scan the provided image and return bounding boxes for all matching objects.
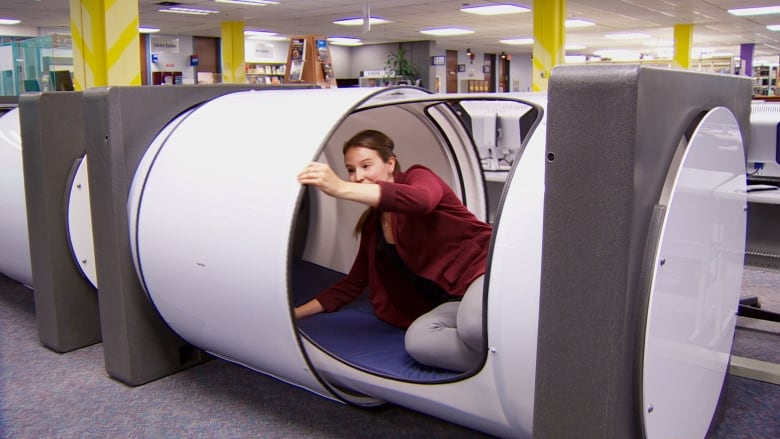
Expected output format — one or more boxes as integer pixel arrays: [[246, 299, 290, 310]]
[[344, 146, 395, 184]]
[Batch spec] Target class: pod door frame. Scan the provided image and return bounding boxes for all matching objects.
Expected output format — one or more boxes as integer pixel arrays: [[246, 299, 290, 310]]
[[535, 65, 751, 438], [18, 92, 101, 353], [83, 84, 312, 386]]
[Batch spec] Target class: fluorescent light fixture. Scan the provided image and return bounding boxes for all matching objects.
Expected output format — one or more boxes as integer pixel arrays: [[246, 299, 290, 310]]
[[594, 49, 641, 60], [565, 19, 594, 28], [333, 17, 390, 26], [565, 55, 588, 63], [644, 39, 673, 47], [244, 30, 277, 37], [138, 27, 160, 33], [245, 30, 286, 40], [604, 32, 650, 40], [0, 18, 21, 25], [566, 44, 587, 50], [215, 0, 278, 4], [328, 37, 363, 46], [420, 28, 474, 36], [729, 6, 780, 16], [499, 38, 533, 45], [160, 7, 219, 15], [768, 24, 780, 31], [460, 4, 530, 15]]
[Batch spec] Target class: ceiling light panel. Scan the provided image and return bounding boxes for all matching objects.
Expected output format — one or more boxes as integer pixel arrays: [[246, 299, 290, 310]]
[[500, 38, 533, 45], [460, 4, 530, 15], [328, 37, 362, 46], [159, 7, 219, 15], [728, 6, 780, 16], [565, 19, 595, 28], [420, 28, 475, 36], [333, 17, 391, 26]]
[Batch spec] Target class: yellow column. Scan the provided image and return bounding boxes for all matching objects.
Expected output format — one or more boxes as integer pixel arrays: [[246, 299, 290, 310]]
[[673, 24, 693, 70], [532, 0, 565, 92], [221, 22, 246, 84], [69, 0, 141, 90]]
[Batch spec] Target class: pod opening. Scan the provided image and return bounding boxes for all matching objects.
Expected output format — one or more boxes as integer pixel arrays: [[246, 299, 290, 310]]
[[290, 97, 540, 384]]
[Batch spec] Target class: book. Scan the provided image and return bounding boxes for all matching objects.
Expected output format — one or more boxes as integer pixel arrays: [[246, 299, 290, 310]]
[[290, 38, 305, 62], [321, 63, 334, 81], [316, 39, 329, 62], [289, 59, 304, 81]]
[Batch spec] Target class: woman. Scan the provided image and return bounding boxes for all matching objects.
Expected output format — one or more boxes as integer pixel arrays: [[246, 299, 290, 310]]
[[295, 129, 492, 372]]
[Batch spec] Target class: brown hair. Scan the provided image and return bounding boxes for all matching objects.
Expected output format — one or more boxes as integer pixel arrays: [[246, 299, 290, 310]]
[[344, 130, 401, 237]]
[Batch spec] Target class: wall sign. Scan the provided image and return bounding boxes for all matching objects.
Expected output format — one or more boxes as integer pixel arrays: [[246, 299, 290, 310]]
[[151, 36, 180, 54]]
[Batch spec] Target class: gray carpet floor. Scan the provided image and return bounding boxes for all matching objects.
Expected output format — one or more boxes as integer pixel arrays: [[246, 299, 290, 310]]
[[0, 266, 778, 438]]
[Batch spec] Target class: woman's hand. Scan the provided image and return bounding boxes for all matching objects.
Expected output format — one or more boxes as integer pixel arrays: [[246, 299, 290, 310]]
[[297, 162, 346, 198], [297, 161, 382, 206], [294, 298, 324, 319]]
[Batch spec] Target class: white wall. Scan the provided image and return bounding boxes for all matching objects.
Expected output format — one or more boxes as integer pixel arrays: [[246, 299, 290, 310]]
[[2, 25, 40, 37], [0, 45, 13, 71], [328, 45, 350, 79], [510, 53, 532, 92], [149, 34, 195, 84], [347, 44, 395, 78], [245, 39, 288, 63]]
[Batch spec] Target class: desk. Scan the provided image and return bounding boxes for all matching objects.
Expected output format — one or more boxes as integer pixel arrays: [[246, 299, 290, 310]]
[[746, 188, 780, 268]]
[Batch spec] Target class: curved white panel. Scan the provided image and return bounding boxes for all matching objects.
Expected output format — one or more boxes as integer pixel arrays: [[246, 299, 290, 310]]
[[130, 87, 431, 399], [0, 108, 33, 287], [487, 92, 546, 435], [642, 107, 746, 438], [66, 155, 98, 288], [296, 92, 547, 439], [130, 89, 548, 437]]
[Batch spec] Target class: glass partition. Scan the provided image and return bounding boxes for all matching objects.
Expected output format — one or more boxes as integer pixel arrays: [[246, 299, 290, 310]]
[[0, 34, 73, 96]]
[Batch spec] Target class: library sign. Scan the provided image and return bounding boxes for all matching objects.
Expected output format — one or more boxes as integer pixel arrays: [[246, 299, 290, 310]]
[[151, 37, 180, 54]]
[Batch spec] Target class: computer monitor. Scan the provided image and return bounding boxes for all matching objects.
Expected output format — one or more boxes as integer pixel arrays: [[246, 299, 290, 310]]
[[50, 70, 74, 91], [749, 101, 780, 178]]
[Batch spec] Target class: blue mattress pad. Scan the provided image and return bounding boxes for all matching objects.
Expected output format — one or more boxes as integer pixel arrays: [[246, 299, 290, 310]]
[[291, 260, 461, 382]]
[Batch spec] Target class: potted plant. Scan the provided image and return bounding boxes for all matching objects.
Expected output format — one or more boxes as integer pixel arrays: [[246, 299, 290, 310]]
[[384, 47, 420, 85]]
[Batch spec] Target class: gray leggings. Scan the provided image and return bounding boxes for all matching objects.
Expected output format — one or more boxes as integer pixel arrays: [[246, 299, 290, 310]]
[[404, 275, 484, 372]]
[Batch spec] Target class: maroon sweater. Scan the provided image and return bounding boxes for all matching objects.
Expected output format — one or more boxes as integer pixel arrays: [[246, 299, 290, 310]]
[[315, 165, 493, 328]]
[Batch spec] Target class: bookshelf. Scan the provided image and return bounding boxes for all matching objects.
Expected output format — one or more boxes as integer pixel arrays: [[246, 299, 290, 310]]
[[284, 35, 337, 88], [752, 65, 778, 97], [246, 62, 286, 85]]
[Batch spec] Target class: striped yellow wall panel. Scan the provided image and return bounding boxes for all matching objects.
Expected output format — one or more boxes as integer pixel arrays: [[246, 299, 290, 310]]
[[673, 24, 693, 70], [221, 22, 246, 84], [532, 0, 565, 92], [70, 0, 141, 89]]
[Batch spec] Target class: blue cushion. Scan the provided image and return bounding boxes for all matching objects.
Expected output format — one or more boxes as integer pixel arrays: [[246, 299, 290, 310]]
[[292, 260, 461, 381]]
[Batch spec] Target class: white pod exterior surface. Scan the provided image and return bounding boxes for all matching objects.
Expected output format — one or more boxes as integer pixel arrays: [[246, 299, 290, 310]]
[[127, 86, 744, 438], [129, 87, 546, 437], [66, 155, 98, 288], [641, 107, 746, 437], [0, 108, 33, 287]]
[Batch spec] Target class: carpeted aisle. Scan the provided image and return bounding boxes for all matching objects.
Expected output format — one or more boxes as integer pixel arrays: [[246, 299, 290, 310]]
[[1, 267, 778, 438]]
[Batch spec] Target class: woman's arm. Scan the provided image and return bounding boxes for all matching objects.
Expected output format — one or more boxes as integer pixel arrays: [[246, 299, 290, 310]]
[[377, 166, 444, 214], [297, 162, 381, 206], [294, 298, 325, 319]]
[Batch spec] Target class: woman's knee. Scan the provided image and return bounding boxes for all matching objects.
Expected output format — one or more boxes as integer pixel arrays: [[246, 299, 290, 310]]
[[456, 275, 485, 352]]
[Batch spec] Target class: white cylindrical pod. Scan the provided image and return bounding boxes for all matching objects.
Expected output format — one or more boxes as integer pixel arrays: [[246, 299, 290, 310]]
[[128, 87, 547, 437], [0, 108, 33, 287]]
